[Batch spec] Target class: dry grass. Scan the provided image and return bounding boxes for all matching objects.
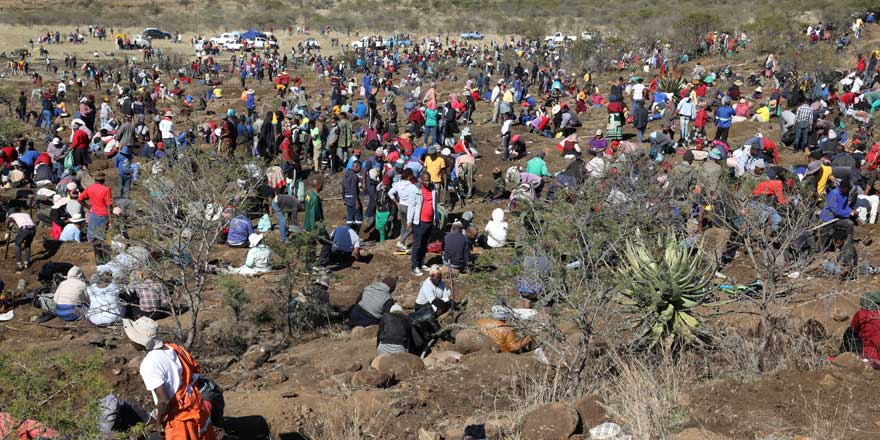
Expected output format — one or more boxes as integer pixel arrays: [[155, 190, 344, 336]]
[[603, 355, 692, 440], [297, 405, 391, 440], [802, 388, 854, 440]]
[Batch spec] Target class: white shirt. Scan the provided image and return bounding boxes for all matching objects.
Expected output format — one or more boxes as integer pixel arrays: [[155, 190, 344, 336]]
[[491, 86, 501, 103], [484, 220, 508, 248], [632, 84, 645, 101], [586, 156, 606, 178], [388, 180, 418, 207], [140, 347, 183, 405], [159, 119, 175, 139], [416, 278, 452, 308], [86, 283, 123, 326]]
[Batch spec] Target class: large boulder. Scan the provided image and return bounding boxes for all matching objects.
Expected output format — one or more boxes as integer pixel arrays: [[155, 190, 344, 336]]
[[572, 395, 608, 428], [370, 353, 425, 379], [351, 325, 379, 339], [351, 369, 394, 388], [241, 344, 271, 369], [520, 402, 580, 440], [454, 329, 498, 354], [830, 352, 875, 381]]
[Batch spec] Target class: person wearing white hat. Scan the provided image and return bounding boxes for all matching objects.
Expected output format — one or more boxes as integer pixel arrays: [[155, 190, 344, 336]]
[[224, 233, 271, 276], [159, 111, 176, 152], [415, 265, 453, 314], [123, 316, 216, 440], [58, 213, 85, 242]]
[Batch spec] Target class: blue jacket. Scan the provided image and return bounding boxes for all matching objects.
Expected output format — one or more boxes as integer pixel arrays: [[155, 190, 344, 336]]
[[246, 94, 255, 110], [114, 147, 133, 175], [819, 188, 852, 222], [342, 169, 360, 207], [227, 215, 253, 245], [715, 106, 735, 128]]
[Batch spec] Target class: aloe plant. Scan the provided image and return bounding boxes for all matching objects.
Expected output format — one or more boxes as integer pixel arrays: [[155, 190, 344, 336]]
[[618, 230, 715, 348]]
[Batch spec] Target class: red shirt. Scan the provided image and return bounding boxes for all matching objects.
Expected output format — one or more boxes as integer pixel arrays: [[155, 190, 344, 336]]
[[694, 109, 709, 128], [71, 130, 90, 150], [35, 152, 52, 167], [279, 137, 293, 161], [852, 309, 880, 363], [419, 186, 434, 223], [752, 180, 785, 205], [78, 183, 113, 216], [762, 138, 779, 164], [1, 146, 17, 161]]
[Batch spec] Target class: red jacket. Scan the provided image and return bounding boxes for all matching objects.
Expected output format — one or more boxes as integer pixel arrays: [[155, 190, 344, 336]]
[[71, 130, 89, 150], [852, 309, 880, 363], [34, 152, 52, 167], [762, 137, 779, 164], [1, 146, 17, 161]]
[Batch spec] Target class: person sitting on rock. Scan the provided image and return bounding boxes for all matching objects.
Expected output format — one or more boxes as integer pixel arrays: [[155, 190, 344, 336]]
[[415, 265, 453, 315], [36, 266, 89, 322], [841, 290, 880, 368], [349, 276, 396, 328], [376, 304, 415, 355], [476, 304, 532, 354]]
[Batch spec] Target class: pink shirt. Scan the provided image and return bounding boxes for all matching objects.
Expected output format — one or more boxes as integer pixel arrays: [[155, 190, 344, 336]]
[[8, 213, 35, 228]]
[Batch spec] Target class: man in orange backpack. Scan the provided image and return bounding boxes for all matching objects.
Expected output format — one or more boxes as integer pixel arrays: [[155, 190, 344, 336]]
[[124, 317, 216, 440]]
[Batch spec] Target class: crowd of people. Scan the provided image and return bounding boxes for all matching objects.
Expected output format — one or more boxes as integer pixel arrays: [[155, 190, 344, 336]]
[[1, 10, 880, 439]]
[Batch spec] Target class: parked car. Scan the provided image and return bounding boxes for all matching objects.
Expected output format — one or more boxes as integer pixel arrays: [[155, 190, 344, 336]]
[[211, 32, 241, 46], [132, 35, 151, 48], [246, 36, 277, 49], [304, 38, 321, 50], [544, 32, 577, 44], [460, 31, 484, 40], [224, 40, 244, 51], [143, 28, 172, 40]]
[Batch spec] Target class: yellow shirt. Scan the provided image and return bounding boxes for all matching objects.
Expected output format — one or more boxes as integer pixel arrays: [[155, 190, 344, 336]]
[[817, 165, 832, 197], [755, 106, 770, 122], [502, 90, 514, 103], [424, 156, 446, 183]]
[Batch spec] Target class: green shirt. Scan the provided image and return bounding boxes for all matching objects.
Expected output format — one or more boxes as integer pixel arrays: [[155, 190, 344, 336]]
[[304, 190, 324, 232], [526, 157, 550, 177]]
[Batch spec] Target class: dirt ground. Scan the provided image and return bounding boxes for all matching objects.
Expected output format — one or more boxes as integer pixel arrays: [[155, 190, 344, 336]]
[[1, 23, 880, 439]]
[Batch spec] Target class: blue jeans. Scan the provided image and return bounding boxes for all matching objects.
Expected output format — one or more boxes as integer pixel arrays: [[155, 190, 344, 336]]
[[637, 129, 645, 143], [51, 163, 64, 181], [424, 125, 437, 146], [87, 212, 109, 242], [117, 173, 132, 198], [39, 110, 52, 129], [793, 124, 809, 151], [345, 204, 362, 225], [272, 201, 289, 242]]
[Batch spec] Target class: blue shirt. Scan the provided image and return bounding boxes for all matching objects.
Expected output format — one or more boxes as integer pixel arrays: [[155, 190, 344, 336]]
[[114, 152, 133, 175], [331, 226, 360, 252], [715, 106, 736, 128], [20, 150, 40, 166], [227, 215, 253, 246], [411, 147, 428, 161], [819, 188, 853, 222], [59, 223, 81, 242]]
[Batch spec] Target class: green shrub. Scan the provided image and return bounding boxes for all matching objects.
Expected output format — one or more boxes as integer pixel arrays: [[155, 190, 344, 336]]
[[0, 351, 109, 437]]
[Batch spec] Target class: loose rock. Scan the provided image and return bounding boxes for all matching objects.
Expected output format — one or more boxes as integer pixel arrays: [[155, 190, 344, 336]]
[[520, 402, 579, 440]]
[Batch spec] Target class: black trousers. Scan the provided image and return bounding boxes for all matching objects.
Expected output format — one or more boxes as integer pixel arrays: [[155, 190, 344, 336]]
[[15, 227, 36, 264], [410, 222, 433, 270]]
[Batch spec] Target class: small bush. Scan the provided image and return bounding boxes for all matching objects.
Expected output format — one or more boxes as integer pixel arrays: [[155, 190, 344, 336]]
[[0, 350, 109, 437], [203, 320, 254, 356]]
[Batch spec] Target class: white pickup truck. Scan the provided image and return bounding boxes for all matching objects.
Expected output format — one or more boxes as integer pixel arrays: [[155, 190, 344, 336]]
[[544, 32, 577, 44], [247, 36, 278, 50], [211, 32, 240, 46]]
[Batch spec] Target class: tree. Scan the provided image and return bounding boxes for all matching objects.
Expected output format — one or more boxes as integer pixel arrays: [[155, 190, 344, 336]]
[[128, 149, 264, 348], [673, 12, 721, 52]]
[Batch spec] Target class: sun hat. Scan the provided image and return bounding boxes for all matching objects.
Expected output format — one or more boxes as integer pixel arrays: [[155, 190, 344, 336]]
[[92, 171, 106, 181], [164, 111, 174, 117], [428, 264, 442, 275], [122, 317, 164, 350], [248, 233, 264, 248], [390, 304, 403, 314], [67, 266, 84, 279], [427, 146, 438, 155], [51, 137, 61, 145], [828, 130, 837, 139], [755, 86, 763, 93], [52, 194, 67, 209], [441, 148, 451, 156], [590, 422, 631, 440], [247, 89, 254, 94], [596, 129, 603, 136], [804, 160, 822, 175], [68, 213, 85, 223]]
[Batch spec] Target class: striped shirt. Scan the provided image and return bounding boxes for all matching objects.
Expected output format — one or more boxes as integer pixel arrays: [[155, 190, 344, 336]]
[[795, 105, 814, 125]]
